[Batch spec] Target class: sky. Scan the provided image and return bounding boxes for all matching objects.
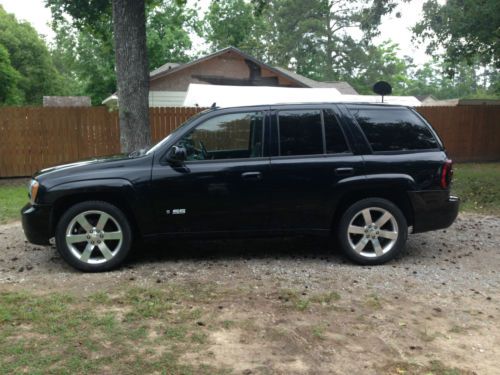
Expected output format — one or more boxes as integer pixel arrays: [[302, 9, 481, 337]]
[[0, 0, 431, 66]]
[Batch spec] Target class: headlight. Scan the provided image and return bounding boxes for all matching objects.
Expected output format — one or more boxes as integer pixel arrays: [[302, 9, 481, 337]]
[[29, 179, 39, 204]]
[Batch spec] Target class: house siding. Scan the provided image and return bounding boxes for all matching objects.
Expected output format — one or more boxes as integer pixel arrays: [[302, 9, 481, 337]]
[[149, 91, 187, 107]]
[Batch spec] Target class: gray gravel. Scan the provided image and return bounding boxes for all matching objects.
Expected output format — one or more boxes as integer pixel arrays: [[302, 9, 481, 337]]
[[0, 213, 498, 296]]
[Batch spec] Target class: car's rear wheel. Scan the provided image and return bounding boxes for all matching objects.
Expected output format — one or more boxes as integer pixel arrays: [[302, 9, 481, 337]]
[[338, 198, 407, 265], [55, 201, 132, 272]]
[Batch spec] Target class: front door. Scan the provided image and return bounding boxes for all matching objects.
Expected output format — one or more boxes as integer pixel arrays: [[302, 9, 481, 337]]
[[151, 110, 271, 234]]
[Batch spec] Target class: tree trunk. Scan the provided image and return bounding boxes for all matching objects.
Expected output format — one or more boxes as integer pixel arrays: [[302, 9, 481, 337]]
[[112, 0, 151, 153]]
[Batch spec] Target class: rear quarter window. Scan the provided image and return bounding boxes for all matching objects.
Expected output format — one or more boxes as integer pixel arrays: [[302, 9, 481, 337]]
[[349, 107, 440, 152]]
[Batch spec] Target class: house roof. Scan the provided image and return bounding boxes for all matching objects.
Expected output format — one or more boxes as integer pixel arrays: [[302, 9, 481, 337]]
[[149, 46, 357, 94], [272, 67, 358, 94], [150, 62, 181, 77], [150, 47, 308, 88]]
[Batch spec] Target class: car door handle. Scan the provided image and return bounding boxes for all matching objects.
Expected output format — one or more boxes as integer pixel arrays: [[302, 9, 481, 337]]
[[335, 167, 354, 176], [241, 171, 263, 181]]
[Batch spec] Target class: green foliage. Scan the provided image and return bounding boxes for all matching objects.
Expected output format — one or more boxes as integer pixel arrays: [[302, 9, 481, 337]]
[[204, 0, 399, 81], [405, 58, 500, 99], [50, 17, 116, 105], [348, 42, 411, 95], [146, 2, 198, 69], [0, 44, 22, 105], [45, 0, 198, 105], [0, 5, 64, 105], [204, 0, 267, 57], [414, 0, 500, 69], [204, 0, 497, 99]]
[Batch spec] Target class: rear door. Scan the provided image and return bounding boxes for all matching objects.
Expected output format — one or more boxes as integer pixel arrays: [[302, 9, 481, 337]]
[[268, 104, 364, 232]]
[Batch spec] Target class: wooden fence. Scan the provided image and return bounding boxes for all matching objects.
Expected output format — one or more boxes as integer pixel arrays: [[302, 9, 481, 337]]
[[0, 105, 499, 177], [417, 106, 500, 162], [0, 107, 204, 177]]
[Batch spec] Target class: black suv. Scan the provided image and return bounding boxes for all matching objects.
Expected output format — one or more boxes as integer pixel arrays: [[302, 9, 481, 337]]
[[22, 103, 459, 271]]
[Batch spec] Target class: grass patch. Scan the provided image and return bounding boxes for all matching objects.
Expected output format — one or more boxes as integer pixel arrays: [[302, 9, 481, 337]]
[[221, 320, 235, 329], [0, 288, 229, 375], [0, 184, 27, 224], [278, 290, 343, 311], [311, 325, 326, 340], [365, 294, 382, 309], [309, 291, 341, 304], [452, 163, 500, 215]]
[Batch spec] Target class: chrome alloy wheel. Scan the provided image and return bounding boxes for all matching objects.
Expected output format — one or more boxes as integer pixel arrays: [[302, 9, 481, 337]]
[[347, 207, 399, 258], [65, 210, 123, 264]]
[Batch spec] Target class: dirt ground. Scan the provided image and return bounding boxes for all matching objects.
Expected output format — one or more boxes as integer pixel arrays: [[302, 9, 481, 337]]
[[0, 213, 499, 374]]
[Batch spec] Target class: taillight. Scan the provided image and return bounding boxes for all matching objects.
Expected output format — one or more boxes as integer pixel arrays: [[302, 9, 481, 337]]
[[440, 159, 453, 189]]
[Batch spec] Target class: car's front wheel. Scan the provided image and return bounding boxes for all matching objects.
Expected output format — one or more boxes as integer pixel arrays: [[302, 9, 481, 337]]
[[55, 201, 132, 272], [338, 198, 407, 265]]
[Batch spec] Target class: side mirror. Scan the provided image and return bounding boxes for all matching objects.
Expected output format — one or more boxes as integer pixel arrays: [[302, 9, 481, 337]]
[[167, 145, 187, 165]]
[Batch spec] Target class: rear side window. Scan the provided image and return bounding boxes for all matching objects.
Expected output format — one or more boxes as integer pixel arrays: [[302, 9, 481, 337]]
[[277, 109, 349, 156], [278, 110, 323, 156], [324, 109, 349, 154], [350, 107, 439, 152]]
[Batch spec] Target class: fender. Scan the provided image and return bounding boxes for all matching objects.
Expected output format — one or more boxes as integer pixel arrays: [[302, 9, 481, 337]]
[[43, 178, 152, 236], [325, 173, 416, 227]]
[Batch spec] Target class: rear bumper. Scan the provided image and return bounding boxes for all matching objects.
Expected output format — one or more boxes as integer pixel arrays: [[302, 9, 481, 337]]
[[21, 203, 52, 245], [408, 191, 459, 233]]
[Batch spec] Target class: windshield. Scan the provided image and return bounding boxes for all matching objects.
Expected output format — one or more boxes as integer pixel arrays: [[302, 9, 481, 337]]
[[145, 109, 211, 155]]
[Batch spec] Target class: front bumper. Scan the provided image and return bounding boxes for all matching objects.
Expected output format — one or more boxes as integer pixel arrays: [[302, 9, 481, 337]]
[[21, 203, 52, 245], [408, 191, 459, 233]]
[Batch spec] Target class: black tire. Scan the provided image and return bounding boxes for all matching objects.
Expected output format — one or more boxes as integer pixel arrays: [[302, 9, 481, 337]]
[[337, 198, 407, 265], [55, 201, 132, 272]]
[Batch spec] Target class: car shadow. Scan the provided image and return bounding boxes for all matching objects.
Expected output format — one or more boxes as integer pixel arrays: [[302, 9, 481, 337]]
[[126, 236, 348, 266]]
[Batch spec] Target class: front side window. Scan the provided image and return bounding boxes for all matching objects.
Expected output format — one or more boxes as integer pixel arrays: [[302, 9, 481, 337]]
[[178, 112, 264, 161], [278, 110, 323, 156], [350, 107, 439, 152]]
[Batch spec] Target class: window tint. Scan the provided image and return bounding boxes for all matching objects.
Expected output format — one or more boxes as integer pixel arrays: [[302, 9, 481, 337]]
[[179, 112, 263, 161], [324, 109, 349, 154], [351, 107, 439, 152], [278, 110, 323, 156]]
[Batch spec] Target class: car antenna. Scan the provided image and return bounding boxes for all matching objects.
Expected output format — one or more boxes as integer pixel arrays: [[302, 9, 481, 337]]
[[211, 102, 217, 108]]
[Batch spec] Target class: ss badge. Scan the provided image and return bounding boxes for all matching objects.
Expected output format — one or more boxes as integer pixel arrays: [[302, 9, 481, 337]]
[[166, 209, 186, 215]]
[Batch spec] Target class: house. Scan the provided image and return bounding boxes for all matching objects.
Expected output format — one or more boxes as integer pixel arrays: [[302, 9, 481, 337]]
[[102, 46, 358, 107], [44, 96, 91, 107], [415, 95, 438, 105]]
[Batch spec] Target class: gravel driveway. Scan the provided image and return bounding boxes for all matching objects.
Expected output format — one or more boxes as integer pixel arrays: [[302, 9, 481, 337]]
[[1, 213, 499, 374]]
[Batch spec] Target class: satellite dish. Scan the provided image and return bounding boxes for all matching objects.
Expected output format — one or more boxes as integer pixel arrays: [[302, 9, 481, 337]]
[[373, 81, 392, 102]]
